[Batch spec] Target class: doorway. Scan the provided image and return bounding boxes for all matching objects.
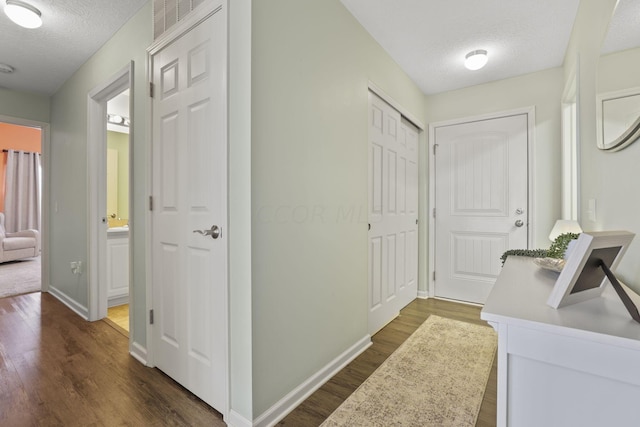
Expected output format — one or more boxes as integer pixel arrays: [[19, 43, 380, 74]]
[[0, 117, 48, 298], [430, 110, 534, 304], [104, 90, 131, 333], [87, 63, 133, 344]]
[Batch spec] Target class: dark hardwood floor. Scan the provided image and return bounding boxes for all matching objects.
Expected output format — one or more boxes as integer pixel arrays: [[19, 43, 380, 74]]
[[278, 297, 497, 426], [0, 293, 496, 426], [0, 292, 225, 426]]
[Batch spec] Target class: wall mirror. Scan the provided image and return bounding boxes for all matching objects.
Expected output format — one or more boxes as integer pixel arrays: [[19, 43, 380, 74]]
[[596, 88, 640, 151], [597, 0, 640, 151]]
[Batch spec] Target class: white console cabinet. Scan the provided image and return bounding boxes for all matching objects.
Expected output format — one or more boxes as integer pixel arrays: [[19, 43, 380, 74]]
[[481, 256, 640, 427]]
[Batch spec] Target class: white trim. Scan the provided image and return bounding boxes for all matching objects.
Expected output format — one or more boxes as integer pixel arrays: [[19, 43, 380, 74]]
[[48, 286, 89, 319], [0, 114, 49, 293], [367, 81, 425, 131], [417, 290, 429, 299], [253, 335, 372, 427], [428, 107, 536, 298], [226, 411, 252, 427], [87, 62, 133, 323], [148, 1, 224, 55], [130, 341, 148, 366]]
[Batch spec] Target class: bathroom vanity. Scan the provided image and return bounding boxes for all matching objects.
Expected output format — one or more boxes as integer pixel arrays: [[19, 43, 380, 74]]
[[481, 256, 640, 427], [107, 227, 129, 307]]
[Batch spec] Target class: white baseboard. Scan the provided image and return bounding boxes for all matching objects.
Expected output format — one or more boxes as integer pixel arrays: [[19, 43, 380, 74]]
[[226, 410, 252, 427], [130, 341, 148, 365], [108, 294, 129, 307], [253, 335, 372, 427], [417, 290, 429, 299], [48, 286, 89, 319]]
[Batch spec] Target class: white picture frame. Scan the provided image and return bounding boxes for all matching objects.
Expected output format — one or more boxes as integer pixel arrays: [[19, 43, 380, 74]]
[[547, 231, 635, 308]]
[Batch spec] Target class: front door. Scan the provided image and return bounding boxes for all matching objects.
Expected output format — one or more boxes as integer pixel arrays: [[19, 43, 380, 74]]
[[368, 92, 419, 334], [434, 114, 528, 303], [150, 8, 227, 412]]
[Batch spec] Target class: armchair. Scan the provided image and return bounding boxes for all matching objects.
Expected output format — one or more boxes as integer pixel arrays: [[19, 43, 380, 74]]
[[0, 212, 40, 263]]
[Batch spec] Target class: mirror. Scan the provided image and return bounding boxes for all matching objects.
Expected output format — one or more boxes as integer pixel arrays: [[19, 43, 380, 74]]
[[596, 87, 640, 151], [597, 0, 640, 151]]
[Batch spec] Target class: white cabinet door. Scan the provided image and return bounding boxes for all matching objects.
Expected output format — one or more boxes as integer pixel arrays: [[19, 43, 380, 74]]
[[368, 92, 419, 334], [434, 114, 528, 303], [150, 8, 228, 412]]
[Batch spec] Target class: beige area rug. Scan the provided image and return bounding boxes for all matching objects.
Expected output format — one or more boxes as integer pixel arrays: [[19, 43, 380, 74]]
[[0, 256, 41, 298], [321, 315, 497, 427]]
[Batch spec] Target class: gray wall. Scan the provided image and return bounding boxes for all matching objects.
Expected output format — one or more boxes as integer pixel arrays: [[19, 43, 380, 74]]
[[48, 2, 152, 345], [251, 0, 426, 416], [0, 88, 50, 123]]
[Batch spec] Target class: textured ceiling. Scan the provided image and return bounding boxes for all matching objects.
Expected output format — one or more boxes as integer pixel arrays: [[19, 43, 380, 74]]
[[602, 0, 640, 55], [1, 1, 638, 98], [341, 0, 638, 95], [0, 0, 148, 95]]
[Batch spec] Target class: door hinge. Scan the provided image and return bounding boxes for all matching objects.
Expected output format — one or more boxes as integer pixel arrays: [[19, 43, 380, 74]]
[[149, 82, 155, 98], [433, 271, 436, 281], [433, 144, 438, 155], [149, 196, 153, 211], [149, 309, 154, 325], [416, 219, 418, 225], [432, 208, 436, 218]]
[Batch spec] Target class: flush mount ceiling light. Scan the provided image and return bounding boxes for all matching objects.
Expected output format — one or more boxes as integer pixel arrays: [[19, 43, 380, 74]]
[[464, 50, 488, 71], [4, 0, 43, 29]]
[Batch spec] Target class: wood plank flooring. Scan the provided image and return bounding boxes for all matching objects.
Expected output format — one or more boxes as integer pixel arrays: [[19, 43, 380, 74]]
[[0, 292, 225, 426], [0, 293, 496, 426], [107, 303, 130, 333], [278, 297, 497, 426]]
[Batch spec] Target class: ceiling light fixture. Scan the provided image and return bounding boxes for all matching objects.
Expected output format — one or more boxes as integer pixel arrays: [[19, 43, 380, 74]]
[[464, 50, 488, 71], [4, 0, 43, 29]]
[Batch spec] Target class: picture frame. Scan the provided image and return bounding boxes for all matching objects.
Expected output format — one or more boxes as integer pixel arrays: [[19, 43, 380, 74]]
[[547, 231, 635, 309]]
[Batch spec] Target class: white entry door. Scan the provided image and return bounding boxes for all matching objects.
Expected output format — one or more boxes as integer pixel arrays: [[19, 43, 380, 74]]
[[368, 92, 419, 334], [434, 114, 528, 304], [150, 9, 227, 412]]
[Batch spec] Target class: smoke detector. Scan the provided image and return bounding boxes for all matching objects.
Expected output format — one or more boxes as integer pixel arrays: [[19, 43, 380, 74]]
[[0, 63, 15, 74]]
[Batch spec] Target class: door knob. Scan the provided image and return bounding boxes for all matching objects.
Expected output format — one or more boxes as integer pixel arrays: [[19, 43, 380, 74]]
[[515, 220, 524, 227], [515, 208, 524, 215], [193, 225, 221, 239]]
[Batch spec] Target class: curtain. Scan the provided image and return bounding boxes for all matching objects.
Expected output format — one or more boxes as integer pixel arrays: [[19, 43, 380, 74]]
[[4, 150, 41, 233]]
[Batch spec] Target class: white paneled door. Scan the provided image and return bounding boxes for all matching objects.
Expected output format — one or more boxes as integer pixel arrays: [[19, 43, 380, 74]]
[[368, 92, 419, 335], [150, 8, 227, 413], [434, 114, 528, 303]]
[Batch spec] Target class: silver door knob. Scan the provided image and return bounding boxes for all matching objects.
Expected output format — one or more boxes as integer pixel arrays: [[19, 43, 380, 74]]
[[515, 208, 524, 215], [515, 220, 524, 227], [193, 225, 221, 239]]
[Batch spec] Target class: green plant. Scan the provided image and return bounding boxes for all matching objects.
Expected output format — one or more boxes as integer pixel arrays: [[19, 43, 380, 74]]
[[500, 248, 548, 266], [546, 232, 580, 259], [500, 232, 580, 266]]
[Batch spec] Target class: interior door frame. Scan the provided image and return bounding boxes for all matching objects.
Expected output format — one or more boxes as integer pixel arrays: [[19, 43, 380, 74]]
[[0, 114, 50, 294], [428, 107, 536, 298], [87, 63, 134, 329]]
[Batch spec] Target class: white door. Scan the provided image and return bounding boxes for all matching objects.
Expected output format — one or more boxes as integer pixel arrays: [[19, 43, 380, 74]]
[[150, 9, 227, 412], [434, 114, 528, 303], [368, 92, 419, 334]]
